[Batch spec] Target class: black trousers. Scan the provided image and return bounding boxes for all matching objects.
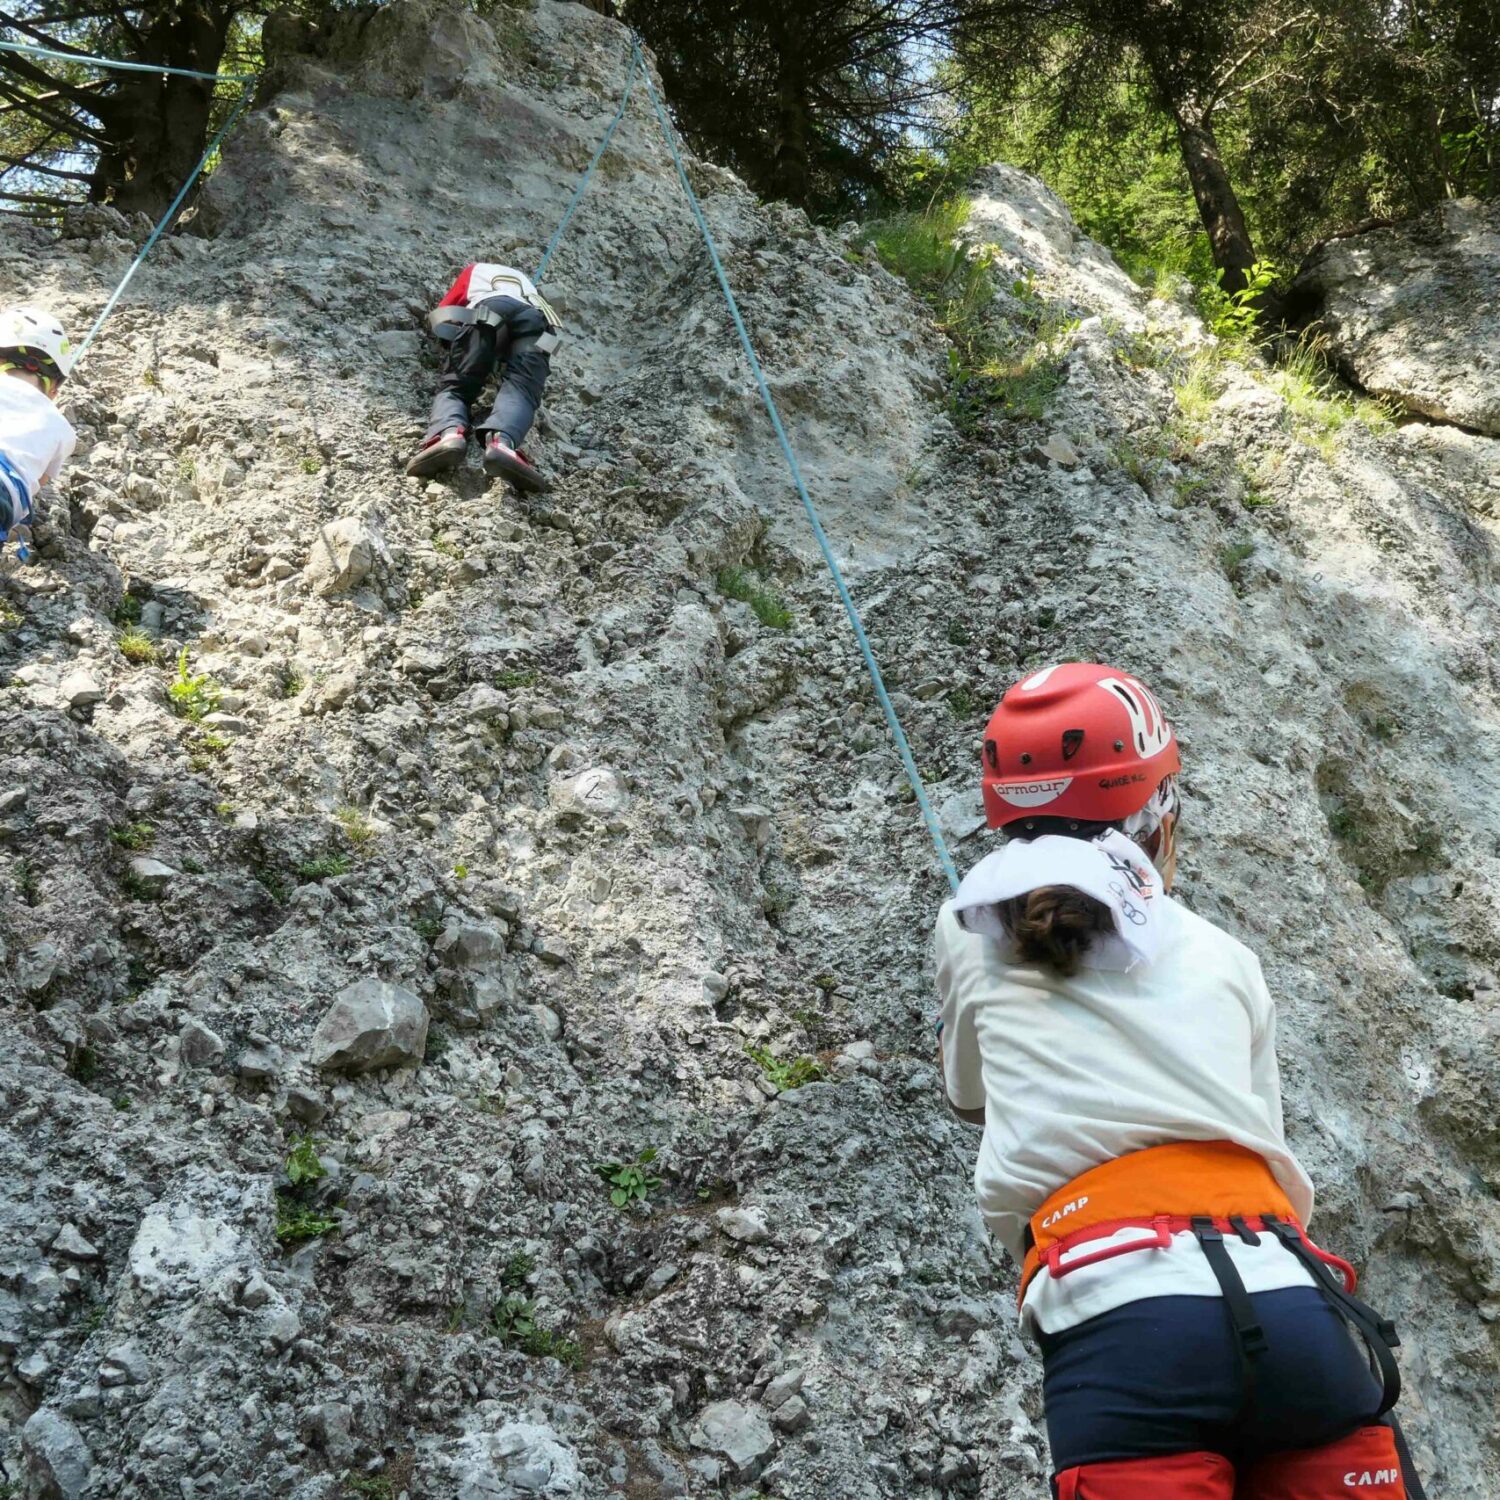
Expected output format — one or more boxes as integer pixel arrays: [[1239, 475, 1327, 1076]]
[[423, 294, 552, 446]]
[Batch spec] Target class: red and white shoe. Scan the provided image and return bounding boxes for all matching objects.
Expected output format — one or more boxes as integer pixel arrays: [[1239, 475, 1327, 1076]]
[[482, 433, 552, 493], [405, 427, 467, 477]]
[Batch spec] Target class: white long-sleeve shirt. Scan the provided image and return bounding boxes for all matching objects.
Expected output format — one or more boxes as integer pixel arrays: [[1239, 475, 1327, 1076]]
[[0, 373, 75, 496], [935, 896, 1318, 1331]]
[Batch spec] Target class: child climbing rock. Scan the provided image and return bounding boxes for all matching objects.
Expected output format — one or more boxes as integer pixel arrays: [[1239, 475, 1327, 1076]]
[[0, 304, 75, 563], [936, 662, 1421, 1499], [405, 261, 561, 492]]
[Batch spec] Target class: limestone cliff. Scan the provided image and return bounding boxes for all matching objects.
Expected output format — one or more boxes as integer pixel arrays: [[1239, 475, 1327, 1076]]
[[1, 4, 1497, 1497]]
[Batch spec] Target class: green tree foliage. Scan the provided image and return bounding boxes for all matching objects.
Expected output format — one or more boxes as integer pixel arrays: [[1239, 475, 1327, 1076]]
[[0, 2, 262, 218], [623, 0, 979, 214], [942, 0, 1498, 292]]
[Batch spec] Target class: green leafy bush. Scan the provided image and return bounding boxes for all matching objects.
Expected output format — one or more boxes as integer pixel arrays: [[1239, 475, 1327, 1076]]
[[167, 646, 220, 723], [595, 1148, 661, 1208], [746, 1044, 826, 1092]]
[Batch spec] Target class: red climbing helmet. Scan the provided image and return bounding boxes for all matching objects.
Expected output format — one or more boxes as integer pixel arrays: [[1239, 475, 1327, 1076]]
[[981, 662, 1181, 830]]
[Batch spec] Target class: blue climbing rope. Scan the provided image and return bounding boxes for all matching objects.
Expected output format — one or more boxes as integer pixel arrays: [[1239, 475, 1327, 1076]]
[[0, 38, 255, 82], [632, 47, 960, 892], [76, 78, 255, 361], [534, 45, 641, 284]]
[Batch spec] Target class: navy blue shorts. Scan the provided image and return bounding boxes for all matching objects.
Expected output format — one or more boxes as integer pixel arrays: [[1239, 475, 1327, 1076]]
[[1037, 1288, 1386, 1470]]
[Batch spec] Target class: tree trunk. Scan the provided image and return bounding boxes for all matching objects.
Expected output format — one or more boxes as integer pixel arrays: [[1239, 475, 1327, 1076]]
[[88, 3, 233, 219], [1171, 100, 1257, 293], [769, 57, 812, 205]]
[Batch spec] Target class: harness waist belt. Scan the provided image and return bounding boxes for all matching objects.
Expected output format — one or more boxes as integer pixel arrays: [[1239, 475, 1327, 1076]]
[[426, 305, 564, 352], [1020, 1140, 1304, 1303]]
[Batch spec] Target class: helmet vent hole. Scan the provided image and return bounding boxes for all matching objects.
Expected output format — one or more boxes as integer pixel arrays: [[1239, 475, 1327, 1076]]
[[1114, 740, 1124, 752], [1020, 753, 1032, 765]]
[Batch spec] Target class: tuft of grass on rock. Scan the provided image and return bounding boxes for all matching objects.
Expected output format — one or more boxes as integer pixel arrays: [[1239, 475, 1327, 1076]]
[[117, 628, 161, 665], [110, 822, 154, 851], [716, 565, 792, 630], [335, 805, 377, 849], [297, 853, 350, 881]]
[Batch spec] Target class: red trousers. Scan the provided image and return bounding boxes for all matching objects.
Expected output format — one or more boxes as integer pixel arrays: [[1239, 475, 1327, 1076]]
[[1054, 1426, 1407, 1498]]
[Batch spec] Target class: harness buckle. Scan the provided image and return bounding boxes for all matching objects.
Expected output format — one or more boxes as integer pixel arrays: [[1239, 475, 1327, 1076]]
[[1190, 1215, 1223, 1243]]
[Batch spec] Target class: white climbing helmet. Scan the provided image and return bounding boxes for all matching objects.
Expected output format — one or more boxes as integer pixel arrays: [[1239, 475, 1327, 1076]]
[[0, 304, 75, 381]]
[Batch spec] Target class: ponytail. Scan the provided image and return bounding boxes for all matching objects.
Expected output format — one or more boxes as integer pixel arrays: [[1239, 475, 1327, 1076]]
[[996, 886, 1113, 976]]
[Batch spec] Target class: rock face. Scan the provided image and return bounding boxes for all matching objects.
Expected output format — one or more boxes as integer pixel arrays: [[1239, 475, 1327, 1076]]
[[303, 514, 381, 597], [0, 0, 1498, 1496], [308, 978, 428, 1072], [1294, 197, 1500, 433]]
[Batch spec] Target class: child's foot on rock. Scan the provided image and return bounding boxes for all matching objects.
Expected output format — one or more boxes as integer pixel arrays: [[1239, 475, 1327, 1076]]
[[405, 427, 467, 478], [482, 433, 551, 493]]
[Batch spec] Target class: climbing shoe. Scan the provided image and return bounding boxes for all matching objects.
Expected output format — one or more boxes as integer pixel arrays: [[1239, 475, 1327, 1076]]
[[405, 427, 467, 478], [482, 433, 551, 493]]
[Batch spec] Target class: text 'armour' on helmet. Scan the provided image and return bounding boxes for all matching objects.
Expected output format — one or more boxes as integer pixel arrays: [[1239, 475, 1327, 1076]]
[[0, 305, 75, 381], [981, 661, 1181, 829]]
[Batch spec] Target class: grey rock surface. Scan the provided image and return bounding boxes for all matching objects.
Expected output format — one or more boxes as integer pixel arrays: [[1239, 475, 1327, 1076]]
[[1295, 197, 1500, 433], [0, 0, 1496, 1496], [689, 1399, 776, 1478], [309, 978, 429, 1072]]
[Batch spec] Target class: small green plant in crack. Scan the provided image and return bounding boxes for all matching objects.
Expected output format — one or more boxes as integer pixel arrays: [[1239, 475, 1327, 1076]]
[[487, 1293, 583, 1366], [275, 1135, 337, 1245], [284, 1134, 328, 1187], [1218, 541, 1255, 589], [110, 822, 154, 851], [433, 536, 464, 560], [112, 592, 143, 627], [946, 620, 970, 647], [279, 669, 305, 699], [412, 913, 444, 942], [275, 1201, 338, 1245], [495, 667, 538, 690], [762, 877, 797, 916], [117, 628, 160, 665], [191, 731, 231, 771], [335, 805, 377, 849], [120, 869, 162, 902], [112, 1094, 132, 1111], [167, 646, 220, 723], [0, 597, 22, 631], [424, 1028, 450, 1063], [502, 1249, 536, 1290], [945, 685, 977, 719], [747, 1044, 826, 1093], [716, 565, 793, 630], [253, 867, 290, 905], [595, 1147, 661, 1208], [297, 852, 350, 881], [343, 1478, 395, 1500], [299, 455, 322, 475]]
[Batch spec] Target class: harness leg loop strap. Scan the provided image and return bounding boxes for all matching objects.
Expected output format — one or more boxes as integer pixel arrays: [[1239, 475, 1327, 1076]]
[[1191, 1217, 1268, 1358]]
